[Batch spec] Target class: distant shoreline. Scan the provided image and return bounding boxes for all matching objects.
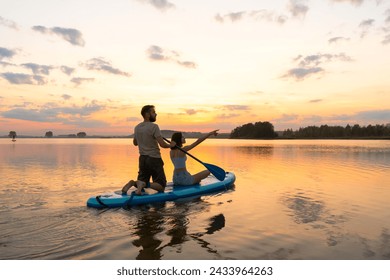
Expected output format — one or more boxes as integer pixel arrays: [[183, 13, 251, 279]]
[[2, 136, 389, 140]]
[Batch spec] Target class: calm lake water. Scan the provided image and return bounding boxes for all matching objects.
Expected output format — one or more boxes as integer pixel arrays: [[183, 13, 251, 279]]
[[1, 138, 390, 260]]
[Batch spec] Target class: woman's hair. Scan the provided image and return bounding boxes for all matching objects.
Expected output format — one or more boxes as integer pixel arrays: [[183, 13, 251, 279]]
[[171, 132, 183, 149]]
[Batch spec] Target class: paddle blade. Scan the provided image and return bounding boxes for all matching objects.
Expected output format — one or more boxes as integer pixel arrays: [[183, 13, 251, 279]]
[[204, 163, 226, 181]]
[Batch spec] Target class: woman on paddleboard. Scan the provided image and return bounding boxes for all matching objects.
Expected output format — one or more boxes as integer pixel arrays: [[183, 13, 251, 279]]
[[170, 130, 218, 185]]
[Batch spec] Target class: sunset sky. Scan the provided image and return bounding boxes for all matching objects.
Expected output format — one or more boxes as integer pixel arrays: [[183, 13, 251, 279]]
[[1, 0, 390, 136]]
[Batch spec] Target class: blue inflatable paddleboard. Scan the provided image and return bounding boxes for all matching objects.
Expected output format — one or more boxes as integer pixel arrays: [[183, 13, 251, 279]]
[[87, 172, 235, 209]]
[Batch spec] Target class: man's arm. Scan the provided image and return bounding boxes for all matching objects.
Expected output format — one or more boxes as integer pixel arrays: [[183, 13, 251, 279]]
[[133, 137, 138, 146], [156, 136, 175, 148]]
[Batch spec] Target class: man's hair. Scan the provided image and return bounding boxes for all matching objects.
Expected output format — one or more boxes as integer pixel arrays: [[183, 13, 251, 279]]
[[141, 105, 155, 117]]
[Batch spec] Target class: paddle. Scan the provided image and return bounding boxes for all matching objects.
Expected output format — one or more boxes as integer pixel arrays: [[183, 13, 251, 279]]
[[163, 137, 226, 181]]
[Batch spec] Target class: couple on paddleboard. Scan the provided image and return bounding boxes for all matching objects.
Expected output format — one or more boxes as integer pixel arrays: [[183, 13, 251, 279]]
[[121, 105, 218, 195]]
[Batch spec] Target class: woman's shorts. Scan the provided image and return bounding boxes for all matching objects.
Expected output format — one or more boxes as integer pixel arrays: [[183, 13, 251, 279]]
[[173, 170, 194, 186]]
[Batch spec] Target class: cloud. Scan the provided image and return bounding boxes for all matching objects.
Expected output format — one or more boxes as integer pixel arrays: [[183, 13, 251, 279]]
[[296, 53, 353, 67], [354, 109, 390, 121], [276, 110, 390, 129], [250, 10, 289, 24], [0, 61, 15, 67], [185, 109, 198, 115], [21, 63, 54, 75], [1, 101, 108, 127], [284, 67, 324, 80], [32, 26, 85, 46], [382, 10, 390, 44], [70, 77, 95, 86], [215, 10, 288, 25], [8, 102, 103, 119], [288, 0, 309, 18], [171, 108, 209, 116], [0, 72, 47, 85], [147, 45, 172, 61], [309, 99, 323, 103], [385, 8, 390, 24], [382, 32, 390, 44], [0, 16, 19, 30], [127, 117, 140, 122], [215, 11, 246, 23], [137, 0, 175, 11], [147, 45, 197, 69], [60, 66, 75, 75], [358, 19, 375, 38], [60, 101, 105, 116], [274, 114, 300, 123], [275, 114, 326, 129], [61, 94, 72, 100], [214, 3, 311, 25], [282, 52, 353, 81], [82, 57, 131, 77], [324, 110, 390, 124], [211, 105, 250, 119], [272, 108, 390, 131], [0, 47, 17, 60], [216, 113, 240, 119], [220, 105, 250, 111], [359, 19, 374, 29], [177, 61, 197, 69], [1, 108, 54, 122], [329, 0, 364, 6], [328, 36, 350, 44]]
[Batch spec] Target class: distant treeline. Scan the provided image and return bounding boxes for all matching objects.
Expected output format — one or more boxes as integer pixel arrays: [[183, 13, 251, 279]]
[[230, 121, 278, 139], [283, 124, 390, 138], [229, 122, 390, 139]]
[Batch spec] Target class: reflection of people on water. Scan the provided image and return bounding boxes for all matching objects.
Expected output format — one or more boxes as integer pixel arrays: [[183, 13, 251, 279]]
[[131, 203, 192, 259], [131, 207, 165, 260], [190, 214, 226, 257], [205, 214, 225, 235], [130, 202, 226, 259]]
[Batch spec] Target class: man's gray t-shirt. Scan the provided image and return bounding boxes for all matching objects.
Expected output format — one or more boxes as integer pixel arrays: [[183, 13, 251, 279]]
[[134, 122, 162, 158]]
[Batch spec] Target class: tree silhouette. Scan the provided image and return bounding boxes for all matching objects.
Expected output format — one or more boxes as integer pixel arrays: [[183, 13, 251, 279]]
[[230, 122, 277, 139], [9, 131, 17, 139], [77, 132, 87, 138]]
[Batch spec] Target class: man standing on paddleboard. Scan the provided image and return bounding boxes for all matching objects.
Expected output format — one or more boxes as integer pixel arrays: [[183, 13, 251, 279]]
[[122, 105, 175, 195]]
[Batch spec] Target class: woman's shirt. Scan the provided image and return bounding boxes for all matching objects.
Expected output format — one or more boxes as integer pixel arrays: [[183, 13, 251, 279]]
[[170, 154, 187, 169]]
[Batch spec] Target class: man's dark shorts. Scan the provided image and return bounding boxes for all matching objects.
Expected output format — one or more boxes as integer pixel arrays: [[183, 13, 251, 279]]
[[137, 155, 167, 189]]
